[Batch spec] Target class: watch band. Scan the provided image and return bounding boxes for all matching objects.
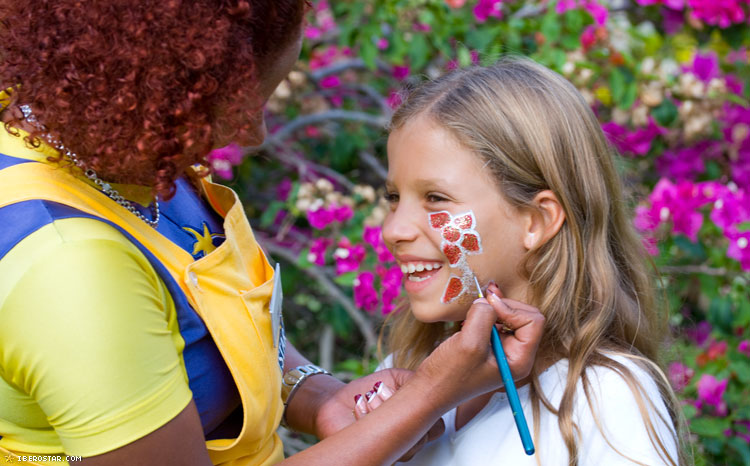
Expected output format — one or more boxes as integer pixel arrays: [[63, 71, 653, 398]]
[[280, 364, 332, 430]]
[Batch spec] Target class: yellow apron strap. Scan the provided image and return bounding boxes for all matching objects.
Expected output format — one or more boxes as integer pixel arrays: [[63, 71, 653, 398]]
[[0, 162, 195, 302]]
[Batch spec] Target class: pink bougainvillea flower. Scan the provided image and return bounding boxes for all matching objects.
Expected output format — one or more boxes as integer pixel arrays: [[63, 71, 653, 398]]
[[726, 230, 750, 270], [413, 23, 432, 32], [668, 362, 694, 391], [304, 26, 323, 40], [707, 340, 728, 360], [378, 264, 403, 314], [635, 178, 707, 241], [320, 75, 341, 89], [583, 1, 609, 25], [387, 91, 404, 110], [333, 238, 366, 275], [684, 52, 720, 82], [602, 119, 666, 156], [307, 237, 332, 266], [696, 374, 728, 416], [446, 0, 467, 7], [353, 271, 379, 312], [556, 0, 578, 13], [332, 204, 353, 223], [688, 0, 746, 28], [307, 207, 335, 230], [363, 225, 395, 263], [655, 141, 720, 181], [580, 25, 597, 50], [276, 178, 292, 202], [473, 0, 503, 22], [738, 340, 750, 357], [392, 65, 410, 80], [686, 321, 712, 346], [376, 37, 389, 50], [207, 143, 243, 180]]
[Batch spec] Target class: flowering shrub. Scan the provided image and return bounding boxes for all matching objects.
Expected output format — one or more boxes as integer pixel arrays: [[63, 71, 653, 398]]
[[216, 0, 750, 461]]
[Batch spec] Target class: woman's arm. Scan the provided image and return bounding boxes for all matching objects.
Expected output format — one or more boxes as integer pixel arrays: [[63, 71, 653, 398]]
[[74, 295, 544, 466]]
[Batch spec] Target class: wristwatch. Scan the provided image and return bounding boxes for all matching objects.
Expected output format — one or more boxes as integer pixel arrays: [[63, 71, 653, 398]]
[[280, 364, 332, 429], [280, 364, 331, 429]]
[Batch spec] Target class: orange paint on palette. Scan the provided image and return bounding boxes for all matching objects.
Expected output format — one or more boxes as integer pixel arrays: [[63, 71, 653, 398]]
[[442, 276, 464, 303]]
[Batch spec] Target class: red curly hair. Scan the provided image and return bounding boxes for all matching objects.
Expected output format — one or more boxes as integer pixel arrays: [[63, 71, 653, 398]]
[[0, 0, 307, 199]]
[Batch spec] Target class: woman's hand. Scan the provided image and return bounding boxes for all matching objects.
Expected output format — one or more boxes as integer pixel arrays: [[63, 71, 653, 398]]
[[412, 288, 545, 410], [313, 368, 413, 439]]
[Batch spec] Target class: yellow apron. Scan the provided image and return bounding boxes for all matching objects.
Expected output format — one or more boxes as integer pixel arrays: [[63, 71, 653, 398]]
[[0, 161, 285, 465]]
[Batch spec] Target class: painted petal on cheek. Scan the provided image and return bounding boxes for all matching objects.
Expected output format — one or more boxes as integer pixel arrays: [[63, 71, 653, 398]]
[[442, 226, 461, 243], [443, 243, 462, 265], [442, 276, 464, 303], [430, 211, 451, 229], [453, 214, 474, 230], [461, 233, 481, 252]]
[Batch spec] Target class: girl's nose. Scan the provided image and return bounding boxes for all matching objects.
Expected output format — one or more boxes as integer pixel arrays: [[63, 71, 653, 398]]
[[382, 204, 421, 246]]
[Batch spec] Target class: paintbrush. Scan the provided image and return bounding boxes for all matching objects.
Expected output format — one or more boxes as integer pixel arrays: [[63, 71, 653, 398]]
[[473, 275, 535, 456]]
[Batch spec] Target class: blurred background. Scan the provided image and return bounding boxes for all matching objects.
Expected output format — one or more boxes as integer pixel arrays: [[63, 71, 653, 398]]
[[209, 1, 750, 463]]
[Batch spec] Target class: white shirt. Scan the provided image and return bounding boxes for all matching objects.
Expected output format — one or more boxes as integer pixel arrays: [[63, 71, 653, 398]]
[[381, 354, 678, 465]]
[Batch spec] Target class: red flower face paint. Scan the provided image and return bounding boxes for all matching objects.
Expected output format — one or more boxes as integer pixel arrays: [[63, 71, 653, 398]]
[[429, 210, 484, 303]]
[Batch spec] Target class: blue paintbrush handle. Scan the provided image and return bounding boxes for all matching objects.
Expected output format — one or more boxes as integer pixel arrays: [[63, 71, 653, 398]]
[[490, 326, 535, 455]]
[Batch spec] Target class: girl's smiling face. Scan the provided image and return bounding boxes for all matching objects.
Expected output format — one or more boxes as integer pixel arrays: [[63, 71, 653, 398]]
[[383, 116, 529, 323]]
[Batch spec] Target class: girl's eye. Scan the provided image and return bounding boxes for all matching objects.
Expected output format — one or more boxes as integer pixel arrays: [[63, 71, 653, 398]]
[[426, 193, 448, 203], [383, 191, 399, 204]]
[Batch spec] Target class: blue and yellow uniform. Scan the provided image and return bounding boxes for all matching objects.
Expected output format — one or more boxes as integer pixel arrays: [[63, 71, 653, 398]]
[[0, 124, 286, 464]]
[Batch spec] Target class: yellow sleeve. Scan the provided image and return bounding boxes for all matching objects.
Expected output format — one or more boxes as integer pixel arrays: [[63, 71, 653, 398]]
[[0, 218, 193, 457]]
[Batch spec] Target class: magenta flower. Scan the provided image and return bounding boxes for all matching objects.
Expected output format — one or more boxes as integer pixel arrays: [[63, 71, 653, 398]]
[[738, 340, 750, 357], [688, 0, 746, 28], [686, 321, 712, 346], [353, 271, 379, 312], [376, 38, 389, 50], [688, 52, 720, 82], [581, 25, 597, 50], [726, 230, 750, 270], [320, 75, 341, 89], [363, 225, 395, 263], [333, 238, 366, 275], [387, 91, 404, 110], [655, 141, 720, 181], [635, 178, 707, 241], [207, 143, 243, 180], [332, 204, 354, 223], [696, 374, 728, 416], [473, 0, 503, 22], [668, 362, 694, 391], [378, 264, 404, 314], [305, 26, 323, 40], [707, 340, 728, 360], [392, 65, 410, 81], [307, 207, 335, 230], [602, 119, 666, 156], [308, 238, 332, 266], [583, 1, 609, 25], [556, 0, 578, 14]]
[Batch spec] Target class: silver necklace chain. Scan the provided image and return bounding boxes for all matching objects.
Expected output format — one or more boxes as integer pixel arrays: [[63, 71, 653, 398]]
[[19, 105, 160, 228]]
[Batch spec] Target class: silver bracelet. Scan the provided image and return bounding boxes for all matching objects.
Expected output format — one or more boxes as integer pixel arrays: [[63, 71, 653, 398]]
[[280, 364, 332, 429]]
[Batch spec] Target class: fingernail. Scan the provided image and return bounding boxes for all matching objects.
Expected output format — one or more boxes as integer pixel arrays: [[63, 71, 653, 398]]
[[365, 390, 375, 401], [377, 382, 395, 400], [488, 280, 497, 288], [354, 394, 362, 403], [355, 394, 367, 413], [373, 381, 382, 391], [488, 292, 501, 303], [473, 297, 488, 304]]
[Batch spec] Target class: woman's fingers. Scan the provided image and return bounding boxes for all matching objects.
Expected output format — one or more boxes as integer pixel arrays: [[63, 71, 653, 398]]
[[485, 292, 545, 378], [352, 393, 369, 420], [352, 381, 395, 419]]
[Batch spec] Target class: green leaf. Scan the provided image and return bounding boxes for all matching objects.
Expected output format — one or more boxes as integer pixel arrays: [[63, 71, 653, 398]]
[[360, 41, 377, 69], [540, 10, 562, 43], [259, 200, 285, 228], [730, 361, 750, 384], [682, 403, 698, 420], [728, 436, 750, 466], [408, 34, 430, 71], [457, 45, 472, 68], [333, 271, 358, 287], [651, 99, 678, 127], [737, 221, 750, 232], [690, 417, 731, 438], [610, 68, 627, 105]]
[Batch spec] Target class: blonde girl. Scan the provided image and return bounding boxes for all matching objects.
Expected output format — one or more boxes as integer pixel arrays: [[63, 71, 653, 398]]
[[369, 57, 688, 465]]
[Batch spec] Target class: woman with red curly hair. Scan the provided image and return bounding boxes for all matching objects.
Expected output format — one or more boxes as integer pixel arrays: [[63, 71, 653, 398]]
[[0, 1, 544, 465]]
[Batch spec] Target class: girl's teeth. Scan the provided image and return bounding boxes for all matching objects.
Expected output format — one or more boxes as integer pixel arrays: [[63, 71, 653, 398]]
[[399, 262, 443, 275], [408, 275, 430, 282]]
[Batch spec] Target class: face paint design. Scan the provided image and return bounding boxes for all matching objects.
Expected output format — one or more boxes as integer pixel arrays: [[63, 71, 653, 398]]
[[428, 210, 484, 303]]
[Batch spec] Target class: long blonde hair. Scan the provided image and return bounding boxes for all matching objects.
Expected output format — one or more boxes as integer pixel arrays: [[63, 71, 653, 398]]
[[381, 57, 689, 465]]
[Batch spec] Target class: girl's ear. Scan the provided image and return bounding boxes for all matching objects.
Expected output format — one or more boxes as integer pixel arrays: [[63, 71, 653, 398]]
[[522, 190, 566, 250]]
